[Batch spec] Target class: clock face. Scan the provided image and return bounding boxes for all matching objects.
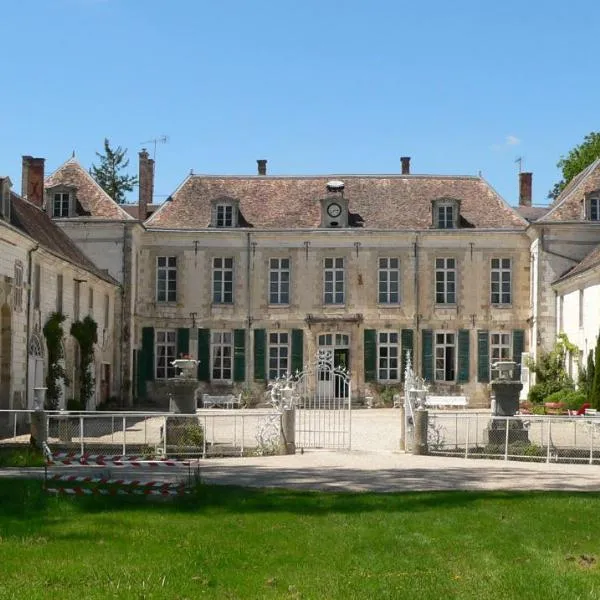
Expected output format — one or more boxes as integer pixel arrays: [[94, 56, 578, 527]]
[[327, 202, 342, 218]]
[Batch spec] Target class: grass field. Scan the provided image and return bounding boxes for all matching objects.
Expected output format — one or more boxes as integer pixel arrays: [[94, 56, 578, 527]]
[[0, 479, 599, 599]]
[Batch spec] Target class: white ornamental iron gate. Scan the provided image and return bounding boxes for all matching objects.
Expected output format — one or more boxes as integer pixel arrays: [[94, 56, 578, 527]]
[[295, 349, 352, 450]]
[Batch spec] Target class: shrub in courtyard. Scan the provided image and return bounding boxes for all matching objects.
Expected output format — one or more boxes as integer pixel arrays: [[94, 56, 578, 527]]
[[590, 332, 600, 410]]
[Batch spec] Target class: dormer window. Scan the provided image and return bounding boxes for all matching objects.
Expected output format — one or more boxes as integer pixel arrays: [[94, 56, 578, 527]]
[[432, 198, 461, 229], [211, 198, 239, 227], [216, 204, 234, 227], [53, 192, 70, 218], [588, 196, 600, 221]]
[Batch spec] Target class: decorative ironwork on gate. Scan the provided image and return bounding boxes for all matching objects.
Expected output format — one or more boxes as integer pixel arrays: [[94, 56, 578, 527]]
[[295, 349, 352, 450]]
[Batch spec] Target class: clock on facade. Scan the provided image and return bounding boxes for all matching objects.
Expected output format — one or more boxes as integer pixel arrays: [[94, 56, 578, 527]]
[[327, 202, 342, 218]]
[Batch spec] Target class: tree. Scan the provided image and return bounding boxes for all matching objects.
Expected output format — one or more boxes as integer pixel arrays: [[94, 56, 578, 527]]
[[549, 132, 600, 200], [90, 138, 138, 203], [590, 333, 600, 410]]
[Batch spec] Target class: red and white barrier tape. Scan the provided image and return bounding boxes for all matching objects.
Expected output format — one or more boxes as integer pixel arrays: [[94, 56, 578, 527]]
[[49, 474, 184, 489], [47, 453, 191, 467], [46, 486, 187, 497]]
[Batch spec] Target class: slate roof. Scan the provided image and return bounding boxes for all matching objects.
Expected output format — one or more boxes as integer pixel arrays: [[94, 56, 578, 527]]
[[540, 158, 600, 222], [45, 158, 133, 220], [554, 244, 600, 284], [9, 192, 119, 286], [146, 174, 527, 230]]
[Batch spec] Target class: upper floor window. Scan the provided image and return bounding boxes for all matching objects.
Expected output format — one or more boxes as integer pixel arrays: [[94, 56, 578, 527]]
[[435, 258, 456, 304], [435, 332, 455, 381], [104, 294, 110, 330], [56, 274, 63, 314], [88, 288, 94, 316], [211, 331, 232, 381], [378, 331, 400, 381], [323, 257, 345, 305], [438, 204, 454, 229], [53, 192, 70, 218], [590, 197, 600, 221], [216, 204, 234, 227], [74, 280, 81, 320], [213, 257, 234, 304], [33, 264, 41, 309], [268, 332, 289, 380], [491, 258, 511, 305], [14, 262, 23, 311], [378, 258, 400, 304], [155, 329, 176, 379], [432, 198, 460, 229], [269, 258, 290, 305], [156, 256, 177, 302]]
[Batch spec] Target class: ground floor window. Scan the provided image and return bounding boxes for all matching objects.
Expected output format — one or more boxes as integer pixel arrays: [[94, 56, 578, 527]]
[[155, 330, 176, 379], [211, 331, 233, 381], [378, 331, 400, 381], [435, 332, 455, 381], [268, 332, 289, 380], [490, 332, 511, 378]]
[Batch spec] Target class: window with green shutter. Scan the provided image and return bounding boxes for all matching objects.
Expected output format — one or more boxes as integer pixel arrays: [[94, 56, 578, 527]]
[[457, 329, 470, 383], [291, 329, 304, 374], [197, 328, 210, 381], [401, 329, 414, 381], [233, 329, 246, 382], [177, 328, 189, 358], [512, 329, 525, 379], [422, 330, 433, 382], [477, 330, 490, 383], [364, 329, 376, 382], [254, 329, 266, 380]]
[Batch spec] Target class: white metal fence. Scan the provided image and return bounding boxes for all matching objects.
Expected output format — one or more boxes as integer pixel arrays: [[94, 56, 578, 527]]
[[428, 412, 600, 464], [0, 409, 283, 458]]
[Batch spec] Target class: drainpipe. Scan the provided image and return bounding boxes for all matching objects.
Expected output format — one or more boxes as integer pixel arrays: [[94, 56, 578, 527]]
[[25, 244, 39, 408]]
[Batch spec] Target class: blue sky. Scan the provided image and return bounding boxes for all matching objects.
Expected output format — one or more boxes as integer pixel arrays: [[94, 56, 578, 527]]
[[2, 0, 598, 206]]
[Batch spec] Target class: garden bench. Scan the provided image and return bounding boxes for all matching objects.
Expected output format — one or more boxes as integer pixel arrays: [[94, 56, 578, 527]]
[[201, 394, 241, 409], [425, 395, 468, 409]]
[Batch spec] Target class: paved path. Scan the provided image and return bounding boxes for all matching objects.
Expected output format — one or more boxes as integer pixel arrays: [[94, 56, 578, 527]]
[[3, 450, 600, 493]]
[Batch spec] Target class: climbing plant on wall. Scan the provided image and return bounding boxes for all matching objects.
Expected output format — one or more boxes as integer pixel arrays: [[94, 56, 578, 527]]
[[42, 312, 69, 410], [70, 316, 98, 408]]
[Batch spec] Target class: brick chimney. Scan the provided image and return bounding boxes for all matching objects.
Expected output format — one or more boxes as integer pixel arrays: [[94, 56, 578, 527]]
[[21, 156, 45, 207], [138, 149, 154, 220], [257, 159, 267, 176], [519, 172, 532, 207], [401, 156, 411, 175]]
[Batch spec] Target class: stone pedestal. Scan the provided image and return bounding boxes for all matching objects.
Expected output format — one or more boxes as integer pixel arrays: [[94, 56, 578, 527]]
[[167, 380, 198, 414], [279, 408, 296, 455], [492, 381, 523, 417], [485, 379, 528, 445], [30, 410, 47, 449], [412, 409, 429, 455]]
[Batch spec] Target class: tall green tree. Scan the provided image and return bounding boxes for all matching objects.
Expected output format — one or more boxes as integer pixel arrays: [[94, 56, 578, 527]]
[[590, 333, 600, 410], [90, 138, 138, 204], [549, 132, 600, 200]]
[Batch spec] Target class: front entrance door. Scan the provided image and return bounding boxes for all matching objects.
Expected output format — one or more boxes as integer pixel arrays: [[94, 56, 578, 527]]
[[318, 333, 350, 399]]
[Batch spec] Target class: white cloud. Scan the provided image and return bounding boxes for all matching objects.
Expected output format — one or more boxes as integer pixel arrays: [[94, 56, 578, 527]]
[[490, 134, 522, 151]]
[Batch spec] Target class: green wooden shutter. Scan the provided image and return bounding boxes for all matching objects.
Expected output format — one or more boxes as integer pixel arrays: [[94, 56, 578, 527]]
[[197, 328, 210, 381], [291, 329, 304, 374], [139, 327, 154, 398], [254, 329, 266, 380], [422, 329, 434, 382], [364, 329, 377, 382], [513, 329, 525, 380], [233, 329, 246, 382], [457, 329, 470, 383], [400, 328, 414, 381], [477, 330, 490, 383], [177, 328, 189, 358]]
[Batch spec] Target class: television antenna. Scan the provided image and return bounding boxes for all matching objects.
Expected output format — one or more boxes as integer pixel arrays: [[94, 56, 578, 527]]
[[514, 156, 523, 173], [141, 135, 169, 159]]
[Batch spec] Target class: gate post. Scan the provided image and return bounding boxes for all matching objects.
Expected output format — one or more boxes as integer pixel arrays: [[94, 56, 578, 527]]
[[399, 404, 406, 451], [30, 410, 48, 449], [280, 407, 296, 455], [412, 409, 429, 455]]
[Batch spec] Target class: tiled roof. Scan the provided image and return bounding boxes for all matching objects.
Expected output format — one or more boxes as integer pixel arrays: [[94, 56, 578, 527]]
[[554, 244, 600, 284], [121, 203, 161, 220], [540, 158, 600, 222], [9, 193, 119, 286], [146, 174, 527, 230], [515, 205, 551, 223], [45, 158, 133, 220]]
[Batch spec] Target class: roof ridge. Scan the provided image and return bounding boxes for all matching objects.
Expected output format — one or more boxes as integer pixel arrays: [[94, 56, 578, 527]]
[[188, 173, 482, 180]]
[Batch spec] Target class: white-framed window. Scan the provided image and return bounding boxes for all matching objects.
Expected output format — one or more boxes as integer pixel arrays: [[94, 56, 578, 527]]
[[323, 257, 345, 305], [378, 258, 400, 304], [490, 332, 511, 363], [589, 197, 600, 221], [211, 331, 232, 381], [216, 204, 234, 227], [435, 332, 456, 381], [155, 329, 176, 379], [268, 331, 289, 380], [435, 258, 456, 304], [53, 192, 70, 218], [378, 331, 400, 381], [213, 257, 234, 304], [56, 274, 63, 314], [156, 256, 177, 302], [269, 258, 290, 305], [88, 288, 94, 316], [14, 261, 23, 311], [437, 204, 455, 229], [491, 258, 511, 305]]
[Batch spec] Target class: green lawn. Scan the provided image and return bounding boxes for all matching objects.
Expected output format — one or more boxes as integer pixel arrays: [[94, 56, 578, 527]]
[[0, 480, 599, 599]]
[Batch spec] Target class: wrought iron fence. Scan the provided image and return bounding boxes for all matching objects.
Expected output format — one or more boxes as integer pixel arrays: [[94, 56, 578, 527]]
[[0, 409, 283, 458], [428, 412, 600, 464]]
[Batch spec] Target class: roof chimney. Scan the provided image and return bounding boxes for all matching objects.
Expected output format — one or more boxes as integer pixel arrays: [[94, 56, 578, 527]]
[[257, 159, 267, 176], [401, 156, 411, 175], [21, 156, 45, 207], [138, 149, 154, 220], [519, 172, 532, 207]]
